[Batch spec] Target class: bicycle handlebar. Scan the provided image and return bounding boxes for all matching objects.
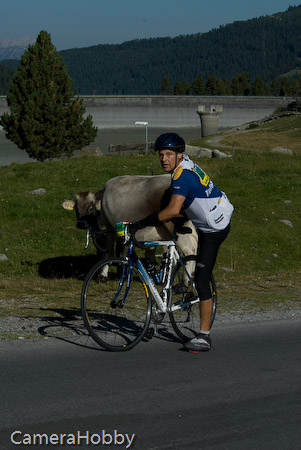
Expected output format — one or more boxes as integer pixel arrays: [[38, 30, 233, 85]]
[[123, 221, 192, 248], [80, 218, 192, 250]]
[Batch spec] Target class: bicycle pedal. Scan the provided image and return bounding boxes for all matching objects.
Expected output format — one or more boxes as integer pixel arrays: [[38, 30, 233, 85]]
[[146, 327, 154, 340]]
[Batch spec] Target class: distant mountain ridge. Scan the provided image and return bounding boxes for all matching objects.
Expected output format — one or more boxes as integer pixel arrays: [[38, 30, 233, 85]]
[[59, 5, 301, 94], [0, 36, 35, 60], [1, 6, 301, 95]]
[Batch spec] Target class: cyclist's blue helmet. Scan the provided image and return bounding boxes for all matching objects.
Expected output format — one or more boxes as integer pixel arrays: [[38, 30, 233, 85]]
[[154, 133, 185, 153]]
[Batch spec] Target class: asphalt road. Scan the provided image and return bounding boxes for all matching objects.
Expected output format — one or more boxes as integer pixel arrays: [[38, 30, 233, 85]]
[[1, 318, 300, 450]]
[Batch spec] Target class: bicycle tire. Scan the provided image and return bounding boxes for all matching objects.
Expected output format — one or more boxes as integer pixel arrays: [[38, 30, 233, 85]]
[[81, 257, 152, 351], [168, 255, 217, 342]]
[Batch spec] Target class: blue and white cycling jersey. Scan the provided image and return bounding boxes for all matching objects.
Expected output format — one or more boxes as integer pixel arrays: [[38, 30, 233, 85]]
[[171, 155, 233, 232]]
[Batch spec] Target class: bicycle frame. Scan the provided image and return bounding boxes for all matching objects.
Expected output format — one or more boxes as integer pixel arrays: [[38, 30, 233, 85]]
[[82, 224, 200, 314], [123, 238, 199, 314]]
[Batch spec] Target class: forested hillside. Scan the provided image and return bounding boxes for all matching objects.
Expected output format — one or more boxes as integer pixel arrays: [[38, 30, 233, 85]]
[[1, 5, 301, 95], [59, 5, 301, 95]]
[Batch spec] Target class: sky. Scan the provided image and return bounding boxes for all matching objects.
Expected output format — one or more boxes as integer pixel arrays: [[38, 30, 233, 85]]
[[0, 0, 298, 50]]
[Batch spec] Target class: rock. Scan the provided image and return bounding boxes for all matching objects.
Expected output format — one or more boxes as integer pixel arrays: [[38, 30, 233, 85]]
[[219, 266, 233, 272], [80, 146, 102, 156], [279, 219, 293, 228], [212, 149, 232, 158], [30, 188, 46, 195], [0, 254, 8, 261], [197, 148, 213, 158], [185, 145, 211, 157], [271, 147, 293, 155], [185, 145, 231, 158]]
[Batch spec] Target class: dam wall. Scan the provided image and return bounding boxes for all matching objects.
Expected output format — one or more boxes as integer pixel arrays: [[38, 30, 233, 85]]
[[81, 96, 292, 129], [0, 96, 293, 130]]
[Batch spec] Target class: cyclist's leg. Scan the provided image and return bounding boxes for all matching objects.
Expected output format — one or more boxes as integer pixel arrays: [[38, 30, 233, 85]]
[[195, 225, 231, 331], [169, 255, 201, 342]]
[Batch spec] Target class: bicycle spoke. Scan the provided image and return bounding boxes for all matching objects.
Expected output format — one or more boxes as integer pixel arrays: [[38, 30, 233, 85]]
[[81, 258, 151, 351]]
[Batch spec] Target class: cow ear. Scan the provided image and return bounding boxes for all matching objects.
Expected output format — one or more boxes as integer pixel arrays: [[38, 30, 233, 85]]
[[62, 200, 75, 211]]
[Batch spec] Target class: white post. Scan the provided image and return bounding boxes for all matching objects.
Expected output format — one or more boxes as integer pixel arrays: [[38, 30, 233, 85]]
[[135, 121, 149, 154]]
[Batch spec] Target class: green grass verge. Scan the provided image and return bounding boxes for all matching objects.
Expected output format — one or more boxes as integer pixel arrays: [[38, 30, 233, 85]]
[[191, 114, 301, 154], [0, 122, 300, 326]]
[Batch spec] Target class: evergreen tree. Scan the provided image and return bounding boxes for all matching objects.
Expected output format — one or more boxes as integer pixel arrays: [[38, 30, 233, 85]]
[[173, 80, 191, 95], [160, 76, 172, 95], [278, 77, 292, 96], [0, 63, 15, 95], [231, 72, 251, 96], [291, 76, 301, 99], [251, 76, 271, 96], [223, 78, 233, 95], [205, 75, 225, 95], [0, 31, 97, 162], [191, 75, 205, 95], [270, 78, 280, 96]]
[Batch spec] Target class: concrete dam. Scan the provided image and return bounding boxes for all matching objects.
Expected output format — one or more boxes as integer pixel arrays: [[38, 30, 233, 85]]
[[81, 96, 292, 130], [0, 96, 292, 131]]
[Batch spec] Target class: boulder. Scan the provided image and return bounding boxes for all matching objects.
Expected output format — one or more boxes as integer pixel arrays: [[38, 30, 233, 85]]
[[271, 147, 293, 156]]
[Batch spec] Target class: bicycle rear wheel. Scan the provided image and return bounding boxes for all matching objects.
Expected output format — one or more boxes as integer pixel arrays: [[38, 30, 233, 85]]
[[81, 257, 152, 351], [168, 255, 217, 342]]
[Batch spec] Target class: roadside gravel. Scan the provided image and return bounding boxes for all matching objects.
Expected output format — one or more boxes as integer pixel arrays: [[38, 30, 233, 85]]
[[0, 306, 300, 340]]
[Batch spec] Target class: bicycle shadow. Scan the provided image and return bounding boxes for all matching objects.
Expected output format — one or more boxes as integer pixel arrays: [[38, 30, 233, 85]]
[[35, 256, 183, 349], [25, 305, 181, 351], [23, 306, 102, 350]]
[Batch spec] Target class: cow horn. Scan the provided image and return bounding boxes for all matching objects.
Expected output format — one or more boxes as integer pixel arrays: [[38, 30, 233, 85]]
[[62, 200, 75, 211]]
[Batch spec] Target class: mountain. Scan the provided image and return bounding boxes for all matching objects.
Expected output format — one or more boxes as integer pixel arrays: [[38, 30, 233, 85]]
[[58, 5, 301, 95], [1, 6, 301, 95], [0, 36, 35, 60]]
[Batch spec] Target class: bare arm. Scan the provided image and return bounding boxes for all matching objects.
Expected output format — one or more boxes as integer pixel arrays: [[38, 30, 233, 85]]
[[158, 194, 186, 222]]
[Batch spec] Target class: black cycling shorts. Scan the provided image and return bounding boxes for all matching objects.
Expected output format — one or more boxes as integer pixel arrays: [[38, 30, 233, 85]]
[[195, 224, 230, 301]]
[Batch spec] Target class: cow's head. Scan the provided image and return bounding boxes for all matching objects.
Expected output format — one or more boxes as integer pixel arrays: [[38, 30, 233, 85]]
[[62, 191, 103, 227], [62, 190, 108, 254]]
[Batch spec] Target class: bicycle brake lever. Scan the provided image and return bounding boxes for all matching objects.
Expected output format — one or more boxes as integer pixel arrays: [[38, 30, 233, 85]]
[[84, 229, 91, 249]]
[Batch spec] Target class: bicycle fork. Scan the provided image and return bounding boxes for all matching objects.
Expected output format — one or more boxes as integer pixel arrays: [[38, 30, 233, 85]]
[[110, 259, 133, 309]]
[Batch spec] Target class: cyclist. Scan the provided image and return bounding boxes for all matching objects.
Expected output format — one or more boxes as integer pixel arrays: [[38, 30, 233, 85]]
[[129, 133, 233, 352]]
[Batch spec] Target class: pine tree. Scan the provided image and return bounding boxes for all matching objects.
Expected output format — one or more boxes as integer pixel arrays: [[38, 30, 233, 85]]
[[278, 77, 292, 96], [205, 75, 225, 95], [191, 75, 205, 95], [270, 78, 280, 96], [160, 76, 172, 95], [173, 80, 191, 95], [231, 72, 251, 96], [0, 31, 97, 162], [251, 76, 271, 96]]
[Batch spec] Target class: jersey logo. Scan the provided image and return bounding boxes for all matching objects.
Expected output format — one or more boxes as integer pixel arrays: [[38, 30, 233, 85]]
[[173, 166, 183, 180], [192, 165, 210, 186]]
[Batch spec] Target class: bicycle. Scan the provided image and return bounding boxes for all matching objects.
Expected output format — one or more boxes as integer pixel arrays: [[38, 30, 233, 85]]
[[80, 221, 217, 351]]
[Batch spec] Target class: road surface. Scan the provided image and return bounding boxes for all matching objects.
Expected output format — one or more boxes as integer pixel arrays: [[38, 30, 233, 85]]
[[1, 318, 300, 449]]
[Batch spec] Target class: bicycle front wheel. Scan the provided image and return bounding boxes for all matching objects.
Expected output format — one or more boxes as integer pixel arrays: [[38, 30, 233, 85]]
[[81, 257, 152, 351], [169, 255, 217, 342]]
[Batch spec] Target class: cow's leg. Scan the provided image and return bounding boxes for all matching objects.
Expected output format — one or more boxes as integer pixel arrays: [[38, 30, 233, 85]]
[[145, 247, 156, 262], [98, 233, 115, 279], [115, 237, 124, 257]]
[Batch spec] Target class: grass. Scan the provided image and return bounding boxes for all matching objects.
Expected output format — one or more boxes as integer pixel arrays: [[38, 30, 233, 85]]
[[191, 114, 301, 154], [0, 118, 300, 332]]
